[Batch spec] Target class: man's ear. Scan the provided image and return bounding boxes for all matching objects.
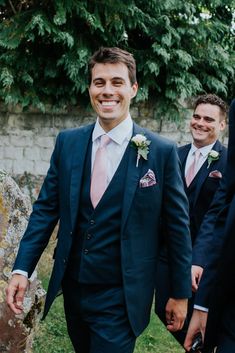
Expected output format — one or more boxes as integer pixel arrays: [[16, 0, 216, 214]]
[[131, 82, 138, 98], [220, 119, 226, 131]]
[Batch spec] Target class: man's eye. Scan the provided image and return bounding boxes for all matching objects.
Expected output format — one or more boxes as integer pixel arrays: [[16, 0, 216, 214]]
[[113, 81, 123, 86], [95, 82, 104, 87]]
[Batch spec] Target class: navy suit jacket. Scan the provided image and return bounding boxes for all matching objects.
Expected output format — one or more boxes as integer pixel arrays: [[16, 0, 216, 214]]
[[194, 99, 235, 349], [13, 122, 192, 336], [192, 177, 227, 268], [178, 141, 227, 266]]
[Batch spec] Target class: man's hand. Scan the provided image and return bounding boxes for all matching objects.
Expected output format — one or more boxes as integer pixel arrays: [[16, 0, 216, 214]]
[[184, 309, 208, 352], [6, 274, 29, 314], [165, 298, 188, 332], [191, 265, 203, 292]]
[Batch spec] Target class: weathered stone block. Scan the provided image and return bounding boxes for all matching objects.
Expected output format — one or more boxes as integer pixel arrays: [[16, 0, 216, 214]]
[[35, 136, 54, 148], [0, 170, 46, 353], [13, 160, 34, 175], [40, 148, 53, 162], [10, 135, 33, 148], [34, 161, 49, 176], [4, 147, 24, 161], [0, 161, 13, 174], [24, 147, 41, 161], [7, 115, 25, 130], [0, 136, 10, 147]]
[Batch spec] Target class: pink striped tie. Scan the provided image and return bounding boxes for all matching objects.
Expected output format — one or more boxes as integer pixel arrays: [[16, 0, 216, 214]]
[[90, 135, 111, 208], [185, 149, 201, 187]]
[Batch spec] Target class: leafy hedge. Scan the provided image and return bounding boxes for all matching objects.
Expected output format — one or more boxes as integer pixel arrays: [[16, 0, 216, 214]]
[[0, 0, 234, 118]]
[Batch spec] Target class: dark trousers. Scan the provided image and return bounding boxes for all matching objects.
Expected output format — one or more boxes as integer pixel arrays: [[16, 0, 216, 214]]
[[214, 304, 235, 353], [62, 276, 136, 353], [216, 336, 235, 353]]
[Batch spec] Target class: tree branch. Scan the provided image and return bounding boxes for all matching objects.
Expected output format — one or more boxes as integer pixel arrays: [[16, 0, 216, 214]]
[[8, 0, 17, 14]]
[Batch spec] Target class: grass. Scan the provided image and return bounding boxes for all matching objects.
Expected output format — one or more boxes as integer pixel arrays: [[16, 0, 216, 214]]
[[32, 238, 184, 353]]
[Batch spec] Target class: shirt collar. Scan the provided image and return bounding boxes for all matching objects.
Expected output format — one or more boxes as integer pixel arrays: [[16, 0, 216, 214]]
[[92, 114, 133, 145], [190, 141, 216, 157]]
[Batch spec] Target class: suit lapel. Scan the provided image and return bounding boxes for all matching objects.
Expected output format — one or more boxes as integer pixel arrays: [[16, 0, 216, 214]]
[[178, 144, 191, 184], [121, 123, 145, 236], [192, 140, 222, 207], [70, 124, 94, 229], [178, 144, 191, 172]]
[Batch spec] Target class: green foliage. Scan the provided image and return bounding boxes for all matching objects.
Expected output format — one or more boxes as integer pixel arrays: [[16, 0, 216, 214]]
[[0, 0, 234, 118]]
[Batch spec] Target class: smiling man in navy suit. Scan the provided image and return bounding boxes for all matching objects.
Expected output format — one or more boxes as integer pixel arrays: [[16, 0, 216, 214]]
[[6, 47, 191, 353], [156, 93, 228, 345], [184, 98, 235, 353], [180, 94, 227, 290]]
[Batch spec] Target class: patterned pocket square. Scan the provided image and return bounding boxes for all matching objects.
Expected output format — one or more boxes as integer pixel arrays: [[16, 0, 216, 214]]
[[209, 170, 222, 178], [139, 169, 157, 188]]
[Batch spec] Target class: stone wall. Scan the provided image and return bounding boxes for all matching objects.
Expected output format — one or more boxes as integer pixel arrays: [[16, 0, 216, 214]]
[[0, 170, 46, 353], [0, 103, 228, 198]]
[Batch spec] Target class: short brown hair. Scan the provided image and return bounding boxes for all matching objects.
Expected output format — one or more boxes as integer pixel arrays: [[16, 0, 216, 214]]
[[88, 47, 137, 85], [194, 94, 228, 121]]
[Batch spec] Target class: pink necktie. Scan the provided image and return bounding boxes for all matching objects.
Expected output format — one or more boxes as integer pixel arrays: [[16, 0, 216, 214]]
[[90, 135, 111, 208], [185, 149, 201, 187]]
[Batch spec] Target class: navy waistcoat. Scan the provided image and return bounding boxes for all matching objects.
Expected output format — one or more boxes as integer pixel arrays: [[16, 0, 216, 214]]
[[67, 138, 130, 284]]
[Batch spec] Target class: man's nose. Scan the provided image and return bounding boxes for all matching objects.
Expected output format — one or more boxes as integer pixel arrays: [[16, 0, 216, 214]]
[[102, 82, 114, 95], [196, 118, 204, 125]]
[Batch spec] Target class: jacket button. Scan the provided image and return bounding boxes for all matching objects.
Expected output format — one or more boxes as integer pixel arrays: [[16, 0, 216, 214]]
[[84, 249, 89, 254]]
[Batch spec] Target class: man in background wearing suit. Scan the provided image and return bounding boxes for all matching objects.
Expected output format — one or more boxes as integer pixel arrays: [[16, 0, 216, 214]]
[[6, 47, 192, 353], [156, 94, 227, 345], [184, 98, 235, 353]]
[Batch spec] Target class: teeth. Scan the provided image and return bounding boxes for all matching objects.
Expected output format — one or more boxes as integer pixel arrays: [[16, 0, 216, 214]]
[[101, 101, 117, 106]]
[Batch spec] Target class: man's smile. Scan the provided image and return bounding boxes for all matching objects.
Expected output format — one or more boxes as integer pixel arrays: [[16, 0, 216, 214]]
[[99, 100, 120, 107]]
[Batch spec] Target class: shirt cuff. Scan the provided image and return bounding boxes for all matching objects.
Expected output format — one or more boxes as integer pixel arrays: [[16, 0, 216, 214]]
[[194, 304, 209, 312], [12, 270, 28, 278]]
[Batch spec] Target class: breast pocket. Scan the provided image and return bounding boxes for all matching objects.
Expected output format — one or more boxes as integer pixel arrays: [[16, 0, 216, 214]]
[[137, 184, 159, 194], [134, 184, 160, 210]]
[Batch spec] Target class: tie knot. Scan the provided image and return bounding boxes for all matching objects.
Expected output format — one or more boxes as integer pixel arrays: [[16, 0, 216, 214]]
[[100, 134, 111, 148]]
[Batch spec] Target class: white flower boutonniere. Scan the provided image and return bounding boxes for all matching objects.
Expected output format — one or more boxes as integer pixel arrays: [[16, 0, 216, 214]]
[[207, 150, 220, 169], [131, 134, 151, 167]]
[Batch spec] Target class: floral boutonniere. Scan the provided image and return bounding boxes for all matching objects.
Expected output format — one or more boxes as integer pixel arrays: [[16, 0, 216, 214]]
[[207, 150, 220, 169], [131, 134, 151, 167]]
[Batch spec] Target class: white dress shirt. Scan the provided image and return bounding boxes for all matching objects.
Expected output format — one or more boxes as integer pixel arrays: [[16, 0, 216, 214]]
[[13, 115, 134, 279], [92, 114, 133, 183], [194, 304, 208, 312]]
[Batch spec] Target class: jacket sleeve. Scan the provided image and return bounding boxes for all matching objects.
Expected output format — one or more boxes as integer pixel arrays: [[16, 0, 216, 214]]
[[162, 143, 192, 298], [195, 99, 235, 307], [194, 202, 229, 307], [13, 132, 63, 277], [192, 177, 227, 267]]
